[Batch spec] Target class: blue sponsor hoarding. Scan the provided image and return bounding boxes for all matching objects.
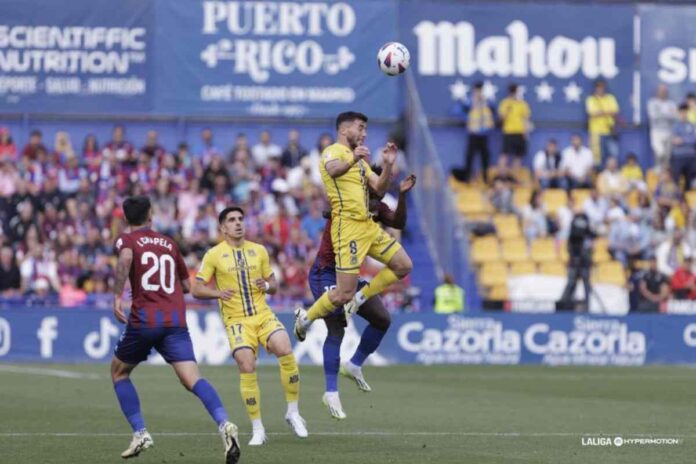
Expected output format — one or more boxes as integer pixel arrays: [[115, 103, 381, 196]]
[[1, 309, 695, 366], [399, 2, 635, 123]]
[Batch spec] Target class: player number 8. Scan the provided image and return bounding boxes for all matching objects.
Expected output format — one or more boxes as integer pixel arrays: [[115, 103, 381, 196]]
[[349, 240, 358, 255]]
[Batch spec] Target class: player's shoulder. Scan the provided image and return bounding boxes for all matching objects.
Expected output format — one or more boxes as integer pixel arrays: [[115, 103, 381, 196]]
[[323, 143, 350, 159], [204, 241, 227, 259], [244, 240, 267, 257], [114, 231, 133, 253]]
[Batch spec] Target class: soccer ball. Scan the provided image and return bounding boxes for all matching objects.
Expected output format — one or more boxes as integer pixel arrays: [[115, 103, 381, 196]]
[[377, 42, 410, 76]]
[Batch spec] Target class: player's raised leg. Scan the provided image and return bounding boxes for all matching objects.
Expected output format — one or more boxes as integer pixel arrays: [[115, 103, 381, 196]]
[[233, 348, 266, 446], [171, 360, 240, 464], [294, 271, 358, 341], [266, 329, 308, 437], [345, 247, 413, 316], [111, 356, 153, 459], [341, 298, 392, 393]]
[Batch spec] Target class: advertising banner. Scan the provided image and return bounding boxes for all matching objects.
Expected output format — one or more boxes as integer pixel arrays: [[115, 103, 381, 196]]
[[154, 0, 398, 118], [1, 309, 695, 366], [0, 0, 153, 113], [399, 2, 635, 123]]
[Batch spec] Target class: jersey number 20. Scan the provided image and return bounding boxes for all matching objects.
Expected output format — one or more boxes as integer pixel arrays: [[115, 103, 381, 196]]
[[141, 251, 176, 294]]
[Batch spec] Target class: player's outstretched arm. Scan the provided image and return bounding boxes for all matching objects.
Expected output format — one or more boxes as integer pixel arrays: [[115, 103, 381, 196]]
[[325, 145, 369, 178], [368, 143, 396, 196], [113, 248, 133, 324], [381, 174, 416, 230]]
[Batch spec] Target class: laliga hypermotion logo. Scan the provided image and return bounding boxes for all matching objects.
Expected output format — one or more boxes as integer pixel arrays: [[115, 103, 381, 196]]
[[200, 1, 356, 83]]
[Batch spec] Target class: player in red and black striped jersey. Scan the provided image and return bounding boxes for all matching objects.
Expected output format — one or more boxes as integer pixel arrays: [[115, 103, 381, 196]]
[[308, 174, 416, 419], [111, 196, 240, 463]]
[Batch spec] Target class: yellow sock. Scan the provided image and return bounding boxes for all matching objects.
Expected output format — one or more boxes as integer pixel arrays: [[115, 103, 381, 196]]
[[361, 268, 399, 300], [240, 372, 261, 421], [306, 291, 338, 321], [278, 354, 300, 403]]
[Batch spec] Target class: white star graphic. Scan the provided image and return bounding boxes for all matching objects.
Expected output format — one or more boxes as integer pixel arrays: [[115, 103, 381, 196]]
[[449, 79, 469, 101], [535, 81, 554, 102], [482, 80, 498, 101], [563, 81, 583, 103]]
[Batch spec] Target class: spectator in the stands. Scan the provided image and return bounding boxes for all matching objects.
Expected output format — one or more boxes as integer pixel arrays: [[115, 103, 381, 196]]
[[687, 92, 696, 125], [58, 154, 85, 197], [252, 130, 282, 167], [82, 134, 101, 178], [281, 129, 308, 168], [586, 79, 620, 164], [498, 82, 531, 168], [620, 153, 645, 191], [0, 245, 21, 295], [490, 177, 516, 214], [151, 178, 178, 237], [200, 154, 230, 192], [583, 188, 609, 235], [670, 103, 696, 189], [21, 129, 47, 161], [636, 257, 670, 312], [597, 156, 628, 198], [533, 138, 565, 189], [287, 156, 322, 200], [561, 134, 594, 189], [521, 190, 548, 241], [647, 84, 677, 168], [0, 127, 16, 162], [140, 130, 166, 163], [209, 174, 234, 214], [53, 131, 75, 165], [20, 243, 61, 295], [671, 255, 695, 300], [197, 127, 221, 164], [230, 149, 259, 203], [434, 273, 465, 313], [454, 81, 495, 183], [654, 169, 680, 217], [103, 125, 134, 166], [8, 201, 39, 242], [0, 160, 18, 198], [177, 178, 206, 225], [300, 201, 325, 242], [608, 211, 643, 268], [656, 230, 692, 278], [308, 133, 333, 164], [228, 132, 249, 164]]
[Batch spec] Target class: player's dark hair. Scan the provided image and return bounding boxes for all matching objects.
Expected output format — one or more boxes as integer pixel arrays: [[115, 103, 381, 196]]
[[679, 103, 689, 111], [122, 196, 151, 226], [30, 129, 42, 138], [218, 206, 245, 224], [336, 111, 368, 130], [508, 83, 518, 94]]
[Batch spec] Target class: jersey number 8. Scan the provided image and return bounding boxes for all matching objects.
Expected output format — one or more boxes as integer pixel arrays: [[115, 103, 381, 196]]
[[141, 251, 176, 294]]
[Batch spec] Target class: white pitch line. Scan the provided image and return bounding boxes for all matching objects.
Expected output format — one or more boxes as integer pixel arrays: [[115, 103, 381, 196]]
[[0, 432, 692, 438], [0, 365, 102, 380]]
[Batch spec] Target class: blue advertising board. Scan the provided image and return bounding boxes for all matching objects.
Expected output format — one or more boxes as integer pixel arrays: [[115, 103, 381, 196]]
[[0, 0, 153, 113], [1, 309, 695, 366], [639, 4, 696, 115], [399, 2, 635, 123]]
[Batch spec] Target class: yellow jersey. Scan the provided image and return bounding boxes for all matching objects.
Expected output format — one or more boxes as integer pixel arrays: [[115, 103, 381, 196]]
[[196, 240, 273, 319], [320, 142, 374, 221], [586, 94, 619, 135], [498, 98, 531, 134]]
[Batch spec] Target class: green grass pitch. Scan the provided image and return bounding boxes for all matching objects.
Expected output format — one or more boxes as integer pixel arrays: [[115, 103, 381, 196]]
[[1, 364, 695, 463]]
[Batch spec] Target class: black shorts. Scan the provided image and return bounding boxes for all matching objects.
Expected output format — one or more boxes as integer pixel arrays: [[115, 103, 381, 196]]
[[503, 134, 527, 158]]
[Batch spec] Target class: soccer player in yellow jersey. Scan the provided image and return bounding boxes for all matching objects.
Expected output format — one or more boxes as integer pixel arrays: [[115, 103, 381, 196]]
[[293, 112, 413, 378], [192, 206, 307, 446]]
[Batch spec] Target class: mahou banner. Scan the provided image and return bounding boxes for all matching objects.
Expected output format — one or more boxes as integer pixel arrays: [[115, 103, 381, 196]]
[[399, 2, 635, 123]]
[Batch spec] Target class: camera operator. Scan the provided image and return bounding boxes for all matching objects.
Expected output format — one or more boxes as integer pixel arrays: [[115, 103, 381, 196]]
[[558, 208, 596, 311]]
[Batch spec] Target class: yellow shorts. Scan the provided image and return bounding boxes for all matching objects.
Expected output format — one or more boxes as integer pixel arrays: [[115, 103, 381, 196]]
[[223, 311, 286, 356], [331, 217, 402, 274]]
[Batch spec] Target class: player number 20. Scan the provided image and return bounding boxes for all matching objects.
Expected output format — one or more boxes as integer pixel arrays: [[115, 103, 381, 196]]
[[141, 252, 176, 294]]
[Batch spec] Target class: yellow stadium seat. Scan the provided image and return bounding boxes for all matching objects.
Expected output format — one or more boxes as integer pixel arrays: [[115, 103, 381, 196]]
[[493, 214, 521, 239], [571, 189, 591, 207], [449, 176, 468, 191], [489, 284, 509, 300], [513, 167, 533, 186], [464, 213, 492, 224], [530, 238, 558, 263], [510, 260, 537, 276], [457, 188, 488, 215], [539, 261, 567, 276], [559, 241, 569, 263], [592, 237, 611, 264], [646, 168, 659, 193], [594, 261, 626, 286], [479, 261, 509, 287], [513, 187, 533, 210], [501, 237, 529, 263], [686, 190, 696, 209], [542, 189, 568, 215], [470, 236, 501, 264]]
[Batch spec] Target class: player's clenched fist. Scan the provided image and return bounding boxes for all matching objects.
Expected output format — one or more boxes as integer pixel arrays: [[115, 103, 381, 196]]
[[353, 145, 370, 163], [217, 288, 235, 300]]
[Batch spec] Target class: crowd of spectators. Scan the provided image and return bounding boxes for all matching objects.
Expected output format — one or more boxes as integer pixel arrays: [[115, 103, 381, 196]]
[[0, 125, 412, 310], [453, 79, 696, 311]]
